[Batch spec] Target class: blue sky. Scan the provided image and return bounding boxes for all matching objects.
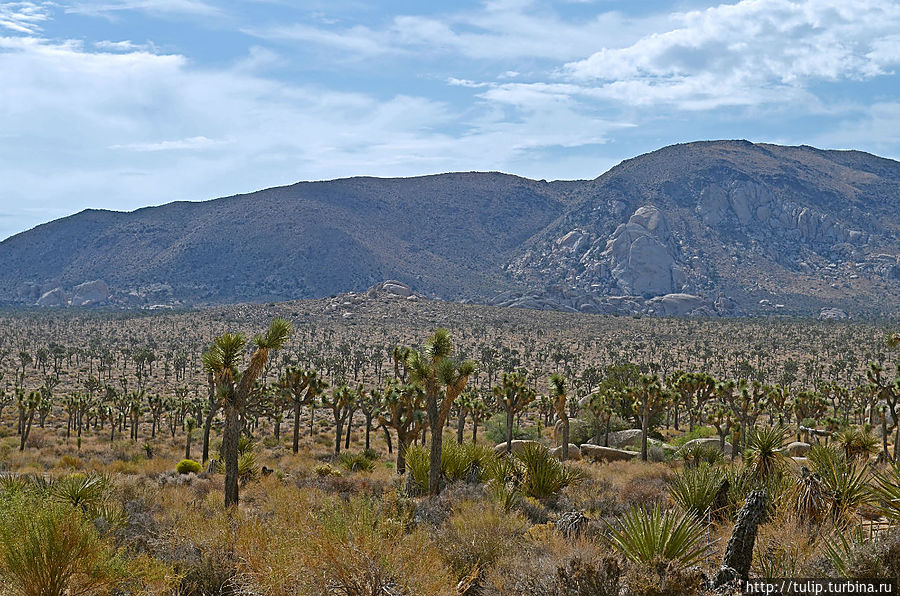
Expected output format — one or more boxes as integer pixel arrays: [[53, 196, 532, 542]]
[[1, 0, 899, 240]]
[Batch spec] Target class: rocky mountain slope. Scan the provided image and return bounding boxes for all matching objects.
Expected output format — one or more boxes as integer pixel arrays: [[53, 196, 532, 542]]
[[2, 140, 898, 316]]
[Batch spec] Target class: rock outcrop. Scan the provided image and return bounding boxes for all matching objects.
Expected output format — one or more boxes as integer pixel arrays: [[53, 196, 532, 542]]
[[603, 206, 682, 296], [36, 288, 67, 307], [71, 280, 109, 306], [580, 444, 638, 463]]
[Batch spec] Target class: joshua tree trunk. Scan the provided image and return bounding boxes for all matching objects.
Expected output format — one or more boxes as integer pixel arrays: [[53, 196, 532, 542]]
[[185, 429, 193, 460], [334, 418, 344, 454], [202, 407, 215, 463], [381, 425, 392, 454], [560, 411, 570, 461], [292, 404, 302, 454], [396, 436, 410, 474], [223, 404, 241, 507], [428, 399, 442, 495], [505, 409, 514, 454], [641, 395, 650, 462], [456, 409, 465, 444], [19, 410, 34, 451], [714, 490, 767, 587]]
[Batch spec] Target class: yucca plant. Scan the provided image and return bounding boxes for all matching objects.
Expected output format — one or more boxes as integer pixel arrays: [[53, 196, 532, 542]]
[[808, 445, 871, 525], [871, 461, 900, 522], [745, 425, 789, 481], [338, 452, 376, 473], [515, 443, 585, 500], [403, 445, 430, 496], [50, 473, 111, 511], [786, 467, 827, 525], [604, 505, 709, 568], [821, 526, 868, 578], [668, 463, 725, 519], [834, 427, 879, 462]]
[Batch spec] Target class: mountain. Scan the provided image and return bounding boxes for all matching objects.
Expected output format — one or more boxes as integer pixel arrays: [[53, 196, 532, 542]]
[[2, 140, 899, 316]]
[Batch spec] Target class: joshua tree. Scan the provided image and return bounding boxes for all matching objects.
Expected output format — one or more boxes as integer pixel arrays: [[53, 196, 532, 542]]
[[631, 374, 667, 462], [549, 373, 570, 460], [404, 329, 476, 495], [202, 318, 292, 507], [379, 379, 426, 474], [493, 371, 535, 455], [279, 367, 325, 454], [321, 383, 356, 454]]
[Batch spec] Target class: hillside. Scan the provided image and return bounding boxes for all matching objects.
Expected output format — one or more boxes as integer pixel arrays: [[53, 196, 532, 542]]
[[2, 140, 899, 316]]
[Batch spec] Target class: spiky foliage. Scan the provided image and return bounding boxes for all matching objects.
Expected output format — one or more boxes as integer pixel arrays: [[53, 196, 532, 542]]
[[786, 466, 827, 525], [834, 426, 879, 462], [872, 461, 900, 523], [669, 464, 725, 519], [514, 443, 585, 501], [604, 505, 709, 568], [808, 445, 871, 525], [745, 425, 789, 481], [50, 473, 111, 511], [493, 372, 536, 454]]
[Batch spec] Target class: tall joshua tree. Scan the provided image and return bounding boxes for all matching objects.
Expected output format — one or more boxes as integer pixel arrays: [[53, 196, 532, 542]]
[[549, 373, 569, 460], [202, 318, 292, 507], [279, 367, 326, 454], [405, 329, 476, 496]]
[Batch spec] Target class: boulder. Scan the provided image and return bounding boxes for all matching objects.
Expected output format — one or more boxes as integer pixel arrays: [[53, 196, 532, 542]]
[[784, 442, 810, 457], [548, 444, 582, 461], [646, 293, 707, 317], [678, 437, 733, 457], [604, 429, 643, 449], [493, 440, 543, 456], [381, 280, 412, 297], [580, 444, 638, 463], [36, 288, 68, 307], [818, 307, 848, 321], [71, 280, 109, 306]]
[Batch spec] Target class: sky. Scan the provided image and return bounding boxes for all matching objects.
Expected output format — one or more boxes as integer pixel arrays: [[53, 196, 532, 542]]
[[1, 0, 899, 240]]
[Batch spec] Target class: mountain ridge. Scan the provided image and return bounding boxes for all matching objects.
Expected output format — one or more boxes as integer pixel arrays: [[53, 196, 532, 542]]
[[3, 140, 899, 316]]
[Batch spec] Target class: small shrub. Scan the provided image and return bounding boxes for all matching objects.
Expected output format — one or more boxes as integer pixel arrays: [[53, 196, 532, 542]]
[[0, 499, 127, 596], [176, 459, 202, 475], [515, 443, 585, 501], [338, 452, 376, 473], [57, 455, 83, 470], [314, 464, 341, 478], [679, 442, 723, 468], [438, 499, 529, 579], [485, 412, 538, 444]]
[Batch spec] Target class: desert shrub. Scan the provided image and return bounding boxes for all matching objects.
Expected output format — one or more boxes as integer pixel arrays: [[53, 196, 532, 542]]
[[57, 455, 83, 470], [50, 473, 112, 510], [515, 443, 585, 501], [0, 498, 127, 596], [361, 447, 380, 461], [622, 559, 708, 596], [621, 467, 674, 510], [176, 459, 202, 475], [404, 443, 499, 495], [404, 445, 430, 496], [604, 505, 709, 568], [438, 498, 529, 579], [668, 463, 725, 519], [752, 515, 820, 579], [834, 426, 879, 461], [556, 556, 622, 596], [314, 464, 341, 478], [338, 452, 376, 473]]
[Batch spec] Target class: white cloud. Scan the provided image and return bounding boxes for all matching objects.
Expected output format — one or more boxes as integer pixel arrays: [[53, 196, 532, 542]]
[[65, 0, 221, 19], [110, 135, 231, 151], [0, 1, 50, 34], [564, 0, 900, 108]]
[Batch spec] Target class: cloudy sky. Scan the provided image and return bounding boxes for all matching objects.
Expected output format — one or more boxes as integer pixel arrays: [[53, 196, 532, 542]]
[[1, 0, 899, 240]]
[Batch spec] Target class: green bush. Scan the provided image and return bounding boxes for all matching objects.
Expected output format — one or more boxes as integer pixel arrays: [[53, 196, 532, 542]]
[[515, 443, 585, 501], [176, 459, 202, 475], [338, 452, 376, 473], [0, 499, 127, 596]]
